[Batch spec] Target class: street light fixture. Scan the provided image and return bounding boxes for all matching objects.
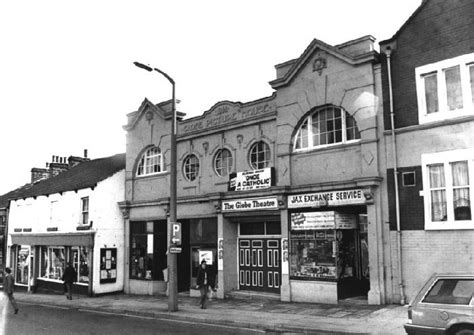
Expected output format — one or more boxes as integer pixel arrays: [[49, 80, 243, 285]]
[[134, 61, 178, 312]]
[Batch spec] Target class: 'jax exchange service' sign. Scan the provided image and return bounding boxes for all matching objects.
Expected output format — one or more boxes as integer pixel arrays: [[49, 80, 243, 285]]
[[229, 167, 273, 191], [221, 197, 278, 212], [288, 189, 366, 208]]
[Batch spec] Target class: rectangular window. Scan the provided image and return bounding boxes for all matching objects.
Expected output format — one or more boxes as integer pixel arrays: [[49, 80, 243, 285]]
[[422, 149, 474, 229], [81, 197, 89, 225], [72, 247, 90, 283], [423, 73, 439, 114], [416, 53, 474, 124], [39, 246, 65, 281]]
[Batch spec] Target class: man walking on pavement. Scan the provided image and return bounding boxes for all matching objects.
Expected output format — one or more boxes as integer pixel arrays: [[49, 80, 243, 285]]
[[62, 262, 77, 300], [3, 267, 19, 314], [196, 259, 210, 309]]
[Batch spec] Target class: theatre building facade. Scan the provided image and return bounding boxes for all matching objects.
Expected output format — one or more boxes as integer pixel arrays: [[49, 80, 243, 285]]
[[122, 35, 393, 304]]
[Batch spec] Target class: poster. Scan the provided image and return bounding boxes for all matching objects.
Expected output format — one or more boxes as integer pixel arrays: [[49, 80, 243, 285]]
[[217, 238, 223, 271], [199, 250, 213, 265], [100, 248, 117, 284]]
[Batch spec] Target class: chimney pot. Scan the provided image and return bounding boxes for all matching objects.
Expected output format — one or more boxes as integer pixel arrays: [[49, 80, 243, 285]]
[[84, 149, 88, 158]]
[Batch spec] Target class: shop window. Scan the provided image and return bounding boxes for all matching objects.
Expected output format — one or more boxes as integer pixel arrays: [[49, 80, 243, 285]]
[[189, 218, 217, 245], [130, 221, 167, 281], [293, 106, 360, 151], [214, 148, 233, 177], [39, 246, 65, 281], [81, 197, 89, 225], [183, 154, 200, 181], [416, 53, 474, 124], [16, 246, 30, 285], [72, 247, 89, 283], [136, 146, 164, 177], [422, 149, 474, 229], [249, 141, 271, 169]]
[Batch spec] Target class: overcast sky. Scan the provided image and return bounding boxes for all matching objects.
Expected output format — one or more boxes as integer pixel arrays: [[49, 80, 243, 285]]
[[0, 0, 422, 195]]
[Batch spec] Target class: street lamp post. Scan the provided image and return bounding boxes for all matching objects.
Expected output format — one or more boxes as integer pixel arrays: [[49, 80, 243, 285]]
[[133, 61, 178, 312]]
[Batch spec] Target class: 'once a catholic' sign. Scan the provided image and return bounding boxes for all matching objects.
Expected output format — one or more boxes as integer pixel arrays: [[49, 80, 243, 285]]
[[229, 167, 273, 191]]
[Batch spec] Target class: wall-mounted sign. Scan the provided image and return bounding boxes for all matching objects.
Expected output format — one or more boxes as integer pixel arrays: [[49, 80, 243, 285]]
[[288, 189, 365, 208], [229, 167, 273, 191], [218, 238, 223, 270], [221, 197, 278, 212], [100, 248, 117, 284], [291, 212, 357, 230], [199, 250, 213, 265]]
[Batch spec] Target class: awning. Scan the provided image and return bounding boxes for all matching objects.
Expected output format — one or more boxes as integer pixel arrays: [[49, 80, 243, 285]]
[[11, 232, 95, 247]]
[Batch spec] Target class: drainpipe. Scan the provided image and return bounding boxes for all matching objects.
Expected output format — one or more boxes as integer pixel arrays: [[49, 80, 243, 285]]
[[385, 46, 406, 305]]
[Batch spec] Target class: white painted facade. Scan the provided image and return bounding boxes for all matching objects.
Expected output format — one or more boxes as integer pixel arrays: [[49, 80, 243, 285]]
[[7, 169, 125, 295]]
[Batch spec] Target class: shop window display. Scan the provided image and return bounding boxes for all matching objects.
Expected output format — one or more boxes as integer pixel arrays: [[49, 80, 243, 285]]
[[130, 221, 167, 281], [39, 247, 65, 281], [16, 246, 30, 285], [72, 247, 89, 283]]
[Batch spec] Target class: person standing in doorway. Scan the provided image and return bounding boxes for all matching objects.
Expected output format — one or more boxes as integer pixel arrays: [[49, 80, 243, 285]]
[[196, 259, 210, 309], [3, 267, 19, 314], [62, 263, 77, 300]]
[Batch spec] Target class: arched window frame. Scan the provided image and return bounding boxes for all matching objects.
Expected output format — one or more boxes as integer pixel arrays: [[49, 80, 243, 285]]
[[293, 106, 360, 151], [248, 141, 271, 170], [136, 146, 165, 177], [182, 154, 200, 182], [214, 148, 233, 177]]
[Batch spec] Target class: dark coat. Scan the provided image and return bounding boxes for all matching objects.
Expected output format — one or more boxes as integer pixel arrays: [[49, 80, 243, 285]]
[[63, 266, 77, 284], [3, 273, 14, 294], [196, 266, 210, 288]]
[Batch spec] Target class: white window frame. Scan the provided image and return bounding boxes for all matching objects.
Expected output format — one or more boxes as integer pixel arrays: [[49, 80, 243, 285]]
[[214, 148, 233, 177], [421, 148, 474, 230], [136, 146, 165, 177], [416, 53, 474, 124], [293, 107, 360, 152], [81, 196, 89, 225]]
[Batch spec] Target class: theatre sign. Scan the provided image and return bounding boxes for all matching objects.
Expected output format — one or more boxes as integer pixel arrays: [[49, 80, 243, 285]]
[[221, 197, 278, 212], [229, 167, 274, 191]]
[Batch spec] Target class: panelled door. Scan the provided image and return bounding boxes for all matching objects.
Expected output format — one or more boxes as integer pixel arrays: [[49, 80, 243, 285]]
[[238, 238, 280, 293]]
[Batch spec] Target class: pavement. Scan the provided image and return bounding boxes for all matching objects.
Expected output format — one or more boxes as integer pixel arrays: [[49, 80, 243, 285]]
[[10, 290, 408, 334]]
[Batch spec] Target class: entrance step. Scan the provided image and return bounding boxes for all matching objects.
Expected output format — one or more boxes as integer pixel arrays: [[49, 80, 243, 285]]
[[225, 290, 280, 301]]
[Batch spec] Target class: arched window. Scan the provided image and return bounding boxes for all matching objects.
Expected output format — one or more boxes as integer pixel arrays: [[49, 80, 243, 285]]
[[214, 149, 233, 177], [136, 147, 164, 176], [294, 106, 360, 151], [183, 154, 200, 181], [249, 141, 271, 169]]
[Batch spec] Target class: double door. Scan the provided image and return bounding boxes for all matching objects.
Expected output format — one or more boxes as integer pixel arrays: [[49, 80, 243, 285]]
[[238, 238, 280, 293]]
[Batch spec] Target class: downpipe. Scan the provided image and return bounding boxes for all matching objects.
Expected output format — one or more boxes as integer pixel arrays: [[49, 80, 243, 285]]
[[385, 47, 406, 305]]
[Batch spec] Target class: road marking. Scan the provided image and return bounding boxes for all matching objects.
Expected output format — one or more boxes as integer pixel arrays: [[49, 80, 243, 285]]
[[78, 308, 265, 333]]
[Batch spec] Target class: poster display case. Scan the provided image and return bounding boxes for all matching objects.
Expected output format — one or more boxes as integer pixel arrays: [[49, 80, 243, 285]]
[[100, 248, 117, 284]]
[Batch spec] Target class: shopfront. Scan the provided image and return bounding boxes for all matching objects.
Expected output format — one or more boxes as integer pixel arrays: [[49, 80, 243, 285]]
[[9, 232, 95, 295], [287, 189, 370, 304]]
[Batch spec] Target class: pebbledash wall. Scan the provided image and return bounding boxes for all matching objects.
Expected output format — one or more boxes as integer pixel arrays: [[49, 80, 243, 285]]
[[380, 0, 474, 303], [122, 35, 394, 304]]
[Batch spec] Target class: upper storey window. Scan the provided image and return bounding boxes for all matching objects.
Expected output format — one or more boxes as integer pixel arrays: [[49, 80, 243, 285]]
[[416, 53, 474, 124], [214, 148, 233, 177], [294, 106, 360, 151], [249, 141, 271, 169], [183, 154, 200, 181], [137, 147, 164, 176]]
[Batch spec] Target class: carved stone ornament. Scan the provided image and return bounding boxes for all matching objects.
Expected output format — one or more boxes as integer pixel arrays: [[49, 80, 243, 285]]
[[312, 52, 327, 76]]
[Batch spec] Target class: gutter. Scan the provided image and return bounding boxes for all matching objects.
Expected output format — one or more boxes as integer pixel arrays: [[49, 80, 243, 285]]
[[385, 46, 406, 305]]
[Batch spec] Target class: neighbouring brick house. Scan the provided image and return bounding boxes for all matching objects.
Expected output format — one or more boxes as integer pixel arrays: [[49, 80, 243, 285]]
[[122, 35, 391, 304], [379, 0, 474, 303]]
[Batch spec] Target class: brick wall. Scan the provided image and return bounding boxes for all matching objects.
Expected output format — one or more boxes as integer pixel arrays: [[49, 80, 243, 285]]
[[387, 166, 424, 230], [381, 0, 474, 130], [390, 230, 474, 302]]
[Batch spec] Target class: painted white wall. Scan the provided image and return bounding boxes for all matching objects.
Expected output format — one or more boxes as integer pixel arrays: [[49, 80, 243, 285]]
[[7, 169, 125, 294]]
